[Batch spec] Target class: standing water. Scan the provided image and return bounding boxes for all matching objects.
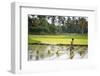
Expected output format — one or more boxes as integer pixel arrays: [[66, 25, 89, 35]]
[[28, 44, 88, 61]]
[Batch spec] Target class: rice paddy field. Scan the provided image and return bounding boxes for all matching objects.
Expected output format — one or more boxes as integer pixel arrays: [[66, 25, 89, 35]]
[[28, 34, 88, 45], [28, 34, 88, 60], [28, 15, 88, 60]]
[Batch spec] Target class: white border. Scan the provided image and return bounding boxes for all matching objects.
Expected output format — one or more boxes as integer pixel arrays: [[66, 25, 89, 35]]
[[11, 2, 96, 74]]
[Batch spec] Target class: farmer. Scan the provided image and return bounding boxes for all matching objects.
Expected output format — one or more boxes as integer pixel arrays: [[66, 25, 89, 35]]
[[69, 38, 74, 59]]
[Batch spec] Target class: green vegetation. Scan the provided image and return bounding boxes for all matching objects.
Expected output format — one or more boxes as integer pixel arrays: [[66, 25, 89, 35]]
[[28, 34, 88, 45], [28, 15, 88, 46], [28, 15, 88, 60], [28, 15, 88, 35]]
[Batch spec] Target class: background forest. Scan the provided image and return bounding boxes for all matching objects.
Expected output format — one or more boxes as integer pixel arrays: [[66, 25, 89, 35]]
[[28, 15, 88, 35]]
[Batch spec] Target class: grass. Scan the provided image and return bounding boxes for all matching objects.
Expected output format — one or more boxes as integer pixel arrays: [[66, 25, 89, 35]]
[[28, 34, 88, 45]]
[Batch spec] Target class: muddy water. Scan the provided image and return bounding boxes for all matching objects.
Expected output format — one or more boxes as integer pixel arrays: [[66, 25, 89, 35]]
[[28, 44, 88, 61]]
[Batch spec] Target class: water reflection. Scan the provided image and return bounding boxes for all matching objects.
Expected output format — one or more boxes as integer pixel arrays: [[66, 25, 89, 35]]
[[28, 44, 88, 61]]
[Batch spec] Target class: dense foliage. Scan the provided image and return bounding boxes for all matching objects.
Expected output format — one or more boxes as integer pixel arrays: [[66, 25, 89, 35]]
[[28, 15, 88, 35]]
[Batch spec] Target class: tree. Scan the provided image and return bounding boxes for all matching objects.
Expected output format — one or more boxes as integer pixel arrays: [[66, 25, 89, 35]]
[[66, 17, 71, 33], [79, 17, 87, 34], [47, 16, 56, 25], [28, 15, 88, 35], [58, 16, 65, 25]]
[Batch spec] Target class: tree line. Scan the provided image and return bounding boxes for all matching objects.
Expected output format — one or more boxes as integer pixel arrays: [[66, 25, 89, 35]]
[[28, 15, 88, 35]]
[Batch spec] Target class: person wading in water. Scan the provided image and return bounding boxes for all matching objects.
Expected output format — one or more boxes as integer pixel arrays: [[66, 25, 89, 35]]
[[69, 38, 74, 59]]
